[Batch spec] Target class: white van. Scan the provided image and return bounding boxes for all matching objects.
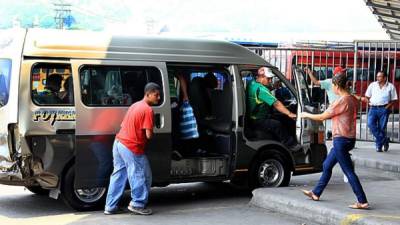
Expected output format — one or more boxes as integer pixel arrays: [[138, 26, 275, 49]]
[[0, 28, 326, 211]]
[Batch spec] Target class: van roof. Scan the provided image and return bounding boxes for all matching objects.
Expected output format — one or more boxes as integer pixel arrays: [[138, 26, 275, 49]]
[[23, 28, 268, 66]]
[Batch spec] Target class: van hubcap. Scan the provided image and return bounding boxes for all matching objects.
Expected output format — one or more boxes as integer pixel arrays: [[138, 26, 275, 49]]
[[75, 188, 106, 203], [257, 159, 284, 187]]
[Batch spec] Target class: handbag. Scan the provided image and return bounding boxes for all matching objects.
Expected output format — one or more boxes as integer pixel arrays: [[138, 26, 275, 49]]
[[179, 101, 199, 139]]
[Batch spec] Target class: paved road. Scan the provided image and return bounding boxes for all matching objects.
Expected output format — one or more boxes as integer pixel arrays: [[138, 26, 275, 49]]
[[1, 151, 398, 225], [0, 182, 315, 225]]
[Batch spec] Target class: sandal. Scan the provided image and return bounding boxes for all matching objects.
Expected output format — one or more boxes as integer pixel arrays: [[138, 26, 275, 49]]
[[301, 189, 319, 201], [348, 202, 370, 210]]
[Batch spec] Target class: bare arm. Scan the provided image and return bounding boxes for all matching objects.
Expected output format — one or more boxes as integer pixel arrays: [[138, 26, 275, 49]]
[[273, 100, 296, 119], [386, 100, 397, 110], [177, 74, 189, 101], [353, 94, 369, 104], [301, 111, 331, 122], [304, 68, 320, 85], [145, 129, 153, 140]]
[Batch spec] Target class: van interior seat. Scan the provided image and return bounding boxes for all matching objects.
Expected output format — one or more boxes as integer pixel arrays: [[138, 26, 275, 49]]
[[243, 115, 276, 141], [199, 118, 231, 134], [189, 75, 232, 135]]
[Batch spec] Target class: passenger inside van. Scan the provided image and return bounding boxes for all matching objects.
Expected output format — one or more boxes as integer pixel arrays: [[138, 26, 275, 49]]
[[272, 78, 292, 103], [168, 71, 189, 160], [189, 72, 218, 122], [59, 76, 73, 104], [35, 73, 63, 104], [172, 69, 231, 157]]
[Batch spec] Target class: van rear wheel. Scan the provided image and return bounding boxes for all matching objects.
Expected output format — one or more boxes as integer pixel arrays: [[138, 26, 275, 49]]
[[61, 165, 107, 211], [249, 153, 291, 189]]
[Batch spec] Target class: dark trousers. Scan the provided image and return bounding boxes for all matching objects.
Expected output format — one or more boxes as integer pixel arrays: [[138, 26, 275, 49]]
[[312, 137, 368, 204], [253, 118, 296, 147], [368, 107, 390, 149]]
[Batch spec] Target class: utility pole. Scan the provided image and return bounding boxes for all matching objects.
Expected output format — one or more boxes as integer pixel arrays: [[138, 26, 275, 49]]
[[53, 1, 72, 29]]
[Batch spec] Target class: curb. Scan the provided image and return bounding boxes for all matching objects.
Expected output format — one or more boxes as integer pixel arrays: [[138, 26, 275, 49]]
[[250, 188, 398, 225], [352, 155, 400, 173]]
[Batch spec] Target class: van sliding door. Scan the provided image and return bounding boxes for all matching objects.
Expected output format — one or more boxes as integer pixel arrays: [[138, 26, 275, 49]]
[[71, 60, 172, 189]]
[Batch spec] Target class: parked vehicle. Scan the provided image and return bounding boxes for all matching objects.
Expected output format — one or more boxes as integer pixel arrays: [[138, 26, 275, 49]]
[[0, 28, 327, 211]]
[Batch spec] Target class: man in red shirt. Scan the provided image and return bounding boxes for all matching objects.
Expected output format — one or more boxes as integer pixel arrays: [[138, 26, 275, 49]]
[[104, 82, 160, 216]]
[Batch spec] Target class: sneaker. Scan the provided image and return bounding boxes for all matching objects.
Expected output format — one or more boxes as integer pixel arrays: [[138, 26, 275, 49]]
[[171, 150, 183, 160], [376, 148, 383, 152], [128, 205, 153, 215], [383, 140, 389, 152], [104, 207, 124, 215]]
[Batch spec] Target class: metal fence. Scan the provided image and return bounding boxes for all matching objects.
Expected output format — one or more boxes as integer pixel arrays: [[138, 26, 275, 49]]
[[247, 42, 400, 142]]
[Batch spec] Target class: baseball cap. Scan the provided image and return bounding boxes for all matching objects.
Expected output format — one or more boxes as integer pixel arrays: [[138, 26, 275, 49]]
[[264, 68, 275, 78], [333, 66, 346, 76]]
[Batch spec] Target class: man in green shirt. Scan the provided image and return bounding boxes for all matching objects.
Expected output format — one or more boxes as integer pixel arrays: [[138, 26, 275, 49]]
[[247, 67, 300, 151]]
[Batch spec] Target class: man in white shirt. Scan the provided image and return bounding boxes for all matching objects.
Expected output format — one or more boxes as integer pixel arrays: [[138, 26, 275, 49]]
[[365, 71, 398, 152]]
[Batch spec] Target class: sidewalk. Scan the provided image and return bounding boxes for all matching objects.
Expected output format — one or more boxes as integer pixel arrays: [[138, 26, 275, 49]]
[[250, 141, 400, 225], [352, 141, 400, 173]]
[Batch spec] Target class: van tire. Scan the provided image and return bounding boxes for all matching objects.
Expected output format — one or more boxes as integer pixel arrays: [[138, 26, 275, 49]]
[[249, 152, 291, 189], [25, 186, 49, 195], [61, 165, 107, 211]]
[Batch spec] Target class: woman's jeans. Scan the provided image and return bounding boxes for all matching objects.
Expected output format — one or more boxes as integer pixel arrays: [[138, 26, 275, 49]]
[[312, 137, 368, 204], [105, 140, 152, 211]]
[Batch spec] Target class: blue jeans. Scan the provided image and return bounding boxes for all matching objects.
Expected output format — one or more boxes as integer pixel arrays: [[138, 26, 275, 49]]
[[312, 137, 368, 204], [368, 107, 390, 149], [105, 139, 152, 211]]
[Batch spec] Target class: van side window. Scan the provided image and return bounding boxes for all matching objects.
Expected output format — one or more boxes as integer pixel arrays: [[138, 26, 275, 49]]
[[31, 63, 74, 106], [0, 59, 12, 107], [79, 65, 163, 106]]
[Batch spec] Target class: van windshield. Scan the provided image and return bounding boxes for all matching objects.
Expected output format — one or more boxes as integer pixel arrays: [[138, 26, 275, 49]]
[[0, 59, 11, 107]]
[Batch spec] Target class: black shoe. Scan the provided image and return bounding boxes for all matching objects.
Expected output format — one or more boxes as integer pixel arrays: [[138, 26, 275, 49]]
[[376, 148, 383, 152], [104, 207, 124, 215], [383, 140, 389, 152], [171, 150, 183, 160], [128, 205, 152, 215]]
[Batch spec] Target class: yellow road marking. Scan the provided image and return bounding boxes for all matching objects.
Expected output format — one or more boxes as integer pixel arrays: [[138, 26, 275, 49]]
[[0, 213, 89, 225], [341, 213, 400, 225], [341, 214, 365, 225]]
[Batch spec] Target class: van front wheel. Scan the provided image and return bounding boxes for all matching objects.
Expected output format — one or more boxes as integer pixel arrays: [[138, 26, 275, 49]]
[[61, 166, 107, 211], [250, 155, 290, 189]]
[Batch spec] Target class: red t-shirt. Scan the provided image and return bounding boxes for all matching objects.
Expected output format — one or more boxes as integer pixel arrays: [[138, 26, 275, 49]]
[[116, 100, 154, 154]]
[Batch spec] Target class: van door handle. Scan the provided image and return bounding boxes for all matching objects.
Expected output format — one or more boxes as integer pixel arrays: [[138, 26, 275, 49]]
[[155, 113, 162, 129], [56, 129, 75, 134]]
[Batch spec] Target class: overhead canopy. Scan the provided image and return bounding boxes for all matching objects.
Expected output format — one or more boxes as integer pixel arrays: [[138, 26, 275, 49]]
[[366, 0, 400, 40]]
